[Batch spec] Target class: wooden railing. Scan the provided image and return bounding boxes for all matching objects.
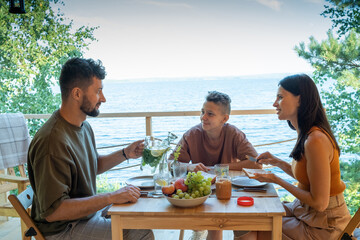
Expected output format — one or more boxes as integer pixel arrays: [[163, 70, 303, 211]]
[[24, 109, 296, 172], [24, 109, 277, 136]]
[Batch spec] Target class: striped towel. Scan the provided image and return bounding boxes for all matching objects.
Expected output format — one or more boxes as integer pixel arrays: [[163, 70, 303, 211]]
[[0, 113, 30, 169]]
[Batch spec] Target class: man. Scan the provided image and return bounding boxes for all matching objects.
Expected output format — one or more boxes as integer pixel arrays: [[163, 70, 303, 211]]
[[27, 58, 154, 240], [169, 91, 261, 240]]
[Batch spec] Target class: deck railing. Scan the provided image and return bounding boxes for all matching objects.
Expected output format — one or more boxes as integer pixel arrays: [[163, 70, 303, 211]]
[[24, 109, 296, 172], [25, 109, 278, 136]]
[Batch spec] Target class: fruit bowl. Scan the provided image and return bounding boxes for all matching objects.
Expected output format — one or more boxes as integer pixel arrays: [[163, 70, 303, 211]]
[[164, 193, 211, 208]]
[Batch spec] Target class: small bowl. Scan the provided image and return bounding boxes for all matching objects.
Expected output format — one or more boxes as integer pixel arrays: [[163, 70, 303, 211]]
[[165, 193, 211, 208]]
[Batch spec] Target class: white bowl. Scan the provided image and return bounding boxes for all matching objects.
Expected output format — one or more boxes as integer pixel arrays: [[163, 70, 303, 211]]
[[165, 193, 211, 208]]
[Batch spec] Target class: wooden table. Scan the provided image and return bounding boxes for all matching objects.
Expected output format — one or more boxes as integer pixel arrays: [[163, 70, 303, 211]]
[[109, 172, 286, 240]]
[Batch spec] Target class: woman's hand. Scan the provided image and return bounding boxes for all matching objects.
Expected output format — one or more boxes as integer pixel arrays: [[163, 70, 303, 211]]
[[257, 151, 281, 167], [251, 172, 279, 184], [125, 140, 145, 159]]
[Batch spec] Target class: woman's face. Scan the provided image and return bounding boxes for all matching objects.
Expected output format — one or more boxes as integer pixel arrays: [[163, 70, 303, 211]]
[[200, 101, 228, 133], [273, 86, 300, 122]]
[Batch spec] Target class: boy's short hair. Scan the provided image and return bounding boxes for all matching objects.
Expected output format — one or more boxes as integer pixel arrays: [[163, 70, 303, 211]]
[[206, 91, 231, 114]]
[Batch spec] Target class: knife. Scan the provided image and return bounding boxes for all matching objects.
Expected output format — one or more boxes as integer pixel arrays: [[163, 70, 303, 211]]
[[246, 155, 258, 162], [233, 187, 267, 192]]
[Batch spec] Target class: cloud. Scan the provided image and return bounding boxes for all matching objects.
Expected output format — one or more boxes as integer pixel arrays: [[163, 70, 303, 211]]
[[256, 0, 283, 11], [140, 1, 193, 9]]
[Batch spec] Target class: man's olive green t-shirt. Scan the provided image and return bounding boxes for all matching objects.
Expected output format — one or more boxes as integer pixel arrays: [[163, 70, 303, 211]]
[[27, 110, 98, 236]]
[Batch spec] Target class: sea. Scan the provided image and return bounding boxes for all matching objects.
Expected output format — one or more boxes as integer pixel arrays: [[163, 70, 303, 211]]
[[82, 75, 358, 197]]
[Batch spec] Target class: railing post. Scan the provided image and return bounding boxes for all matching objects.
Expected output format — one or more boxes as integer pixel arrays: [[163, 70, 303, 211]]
[[145, 116, 152, 136]]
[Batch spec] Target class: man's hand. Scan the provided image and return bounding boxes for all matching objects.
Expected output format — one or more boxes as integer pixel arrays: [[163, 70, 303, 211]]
[[124, 140, 144, 159], [109, 185, 141, 204], [187, 163, 211, 172]]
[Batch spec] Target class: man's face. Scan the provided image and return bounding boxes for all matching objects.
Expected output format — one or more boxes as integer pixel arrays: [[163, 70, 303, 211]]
[[80, 77, 106, 117]]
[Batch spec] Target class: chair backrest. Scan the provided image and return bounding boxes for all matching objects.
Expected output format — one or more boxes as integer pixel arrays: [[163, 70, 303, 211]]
[[338, 207, 360, 240], [8, 187, 45, 240], [0, 113, 30, 171]]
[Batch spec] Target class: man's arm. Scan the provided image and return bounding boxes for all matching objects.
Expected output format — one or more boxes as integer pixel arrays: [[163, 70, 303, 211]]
[[45, 185, 140, 222], [97, 140, 144, 174]]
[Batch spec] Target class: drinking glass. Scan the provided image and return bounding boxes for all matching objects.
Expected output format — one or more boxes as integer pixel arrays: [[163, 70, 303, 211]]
[[152, 172, 169, 196], [214, 164, 231, 200], [214, 164, 229, 178]]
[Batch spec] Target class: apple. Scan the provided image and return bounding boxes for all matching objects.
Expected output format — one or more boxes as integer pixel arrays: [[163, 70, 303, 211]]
[[174, 178, 188, 192], [162, 184, 175, 195]]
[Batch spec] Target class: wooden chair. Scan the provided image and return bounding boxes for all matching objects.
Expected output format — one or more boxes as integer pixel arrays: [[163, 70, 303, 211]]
[[8, 187, 45, 240], [0, 113, 31, 237], [338, 207, 360, 240]]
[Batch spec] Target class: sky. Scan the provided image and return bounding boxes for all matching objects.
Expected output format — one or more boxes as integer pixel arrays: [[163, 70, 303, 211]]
[[58, 0, 333, 80]]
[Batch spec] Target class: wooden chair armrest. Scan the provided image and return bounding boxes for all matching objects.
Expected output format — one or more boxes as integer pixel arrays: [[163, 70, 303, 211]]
[[0, 173, 29, 184]]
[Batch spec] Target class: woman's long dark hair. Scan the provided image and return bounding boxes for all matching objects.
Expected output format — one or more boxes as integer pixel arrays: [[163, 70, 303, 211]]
[[279, 74, 340, 161]]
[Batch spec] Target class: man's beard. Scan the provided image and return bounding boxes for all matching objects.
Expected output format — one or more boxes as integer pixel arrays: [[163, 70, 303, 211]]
[[80, 95, 100, 117]]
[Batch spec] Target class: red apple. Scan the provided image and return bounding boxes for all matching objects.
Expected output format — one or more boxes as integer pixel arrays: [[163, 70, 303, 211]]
[[174, 178, 188, 192], [162, 184, 175, 195]]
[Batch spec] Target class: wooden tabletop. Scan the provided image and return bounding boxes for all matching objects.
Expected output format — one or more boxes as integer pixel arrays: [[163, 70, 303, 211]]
[[108, 197, 285, 217]]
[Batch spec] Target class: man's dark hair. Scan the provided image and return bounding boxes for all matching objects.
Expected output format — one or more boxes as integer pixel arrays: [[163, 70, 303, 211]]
[[59, 58, 106, 100], [206, 91, 231, 114]]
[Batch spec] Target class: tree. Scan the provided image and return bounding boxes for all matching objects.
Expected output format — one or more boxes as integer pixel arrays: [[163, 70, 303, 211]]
[[295, 1, 360, 153], [321, 0, 360, 36], [0, 0, 97, 135]]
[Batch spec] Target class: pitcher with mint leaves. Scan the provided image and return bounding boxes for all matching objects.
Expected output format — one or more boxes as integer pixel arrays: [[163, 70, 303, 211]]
[[141, 132, 177, 175]]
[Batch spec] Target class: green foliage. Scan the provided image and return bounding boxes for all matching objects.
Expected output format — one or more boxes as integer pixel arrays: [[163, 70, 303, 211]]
[[96, 175, 123, 193], [340, 160, 360, 216], [322, 0, 360, 36], [0, 0, 97, 136], [295, 31, 360, 153], [280, 193, 295, 203]]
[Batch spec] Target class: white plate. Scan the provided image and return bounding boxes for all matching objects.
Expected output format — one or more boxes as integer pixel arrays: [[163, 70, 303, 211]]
[[231, 176, 267, 188], [125, 175, 154, 188], [165, 193, 210, 208]]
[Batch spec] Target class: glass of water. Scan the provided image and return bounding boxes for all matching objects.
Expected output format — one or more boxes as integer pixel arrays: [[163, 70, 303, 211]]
[[152, 172, 169, 197]]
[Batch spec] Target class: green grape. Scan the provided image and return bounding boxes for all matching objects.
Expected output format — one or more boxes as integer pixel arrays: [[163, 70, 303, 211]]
[[191, 193, 196, 198], [178, 192, 184, 198], [199, 186, 204, 192], [204, 189, 211, 195], [173, 194, 179, 199], [177, 189, 183, 194]]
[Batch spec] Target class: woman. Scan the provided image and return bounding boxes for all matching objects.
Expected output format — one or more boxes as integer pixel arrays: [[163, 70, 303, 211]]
[[236, 74, 351, 240]]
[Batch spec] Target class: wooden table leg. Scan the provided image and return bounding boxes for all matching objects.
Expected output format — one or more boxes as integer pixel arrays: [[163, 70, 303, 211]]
[[272, 216, 282, 240], [111, 216, 123, 240], [179, 230, 184, 240]]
